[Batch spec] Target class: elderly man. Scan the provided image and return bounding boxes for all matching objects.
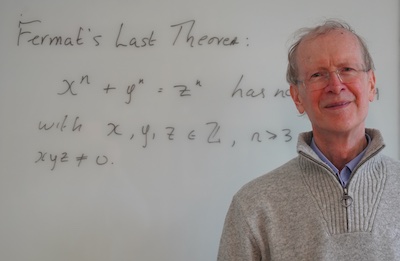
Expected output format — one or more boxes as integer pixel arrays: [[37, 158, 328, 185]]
[[217, 20, 400, 260]]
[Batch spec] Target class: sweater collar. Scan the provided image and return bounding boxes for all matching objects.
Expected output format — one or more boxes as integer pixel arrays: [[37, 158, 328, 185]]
[[297, 128, 386, 164]]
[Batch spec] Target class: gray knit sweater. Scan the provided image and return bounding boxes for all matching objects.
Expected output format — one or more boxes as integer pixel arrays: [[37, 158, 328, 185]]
[[218, 129, 400, 260]]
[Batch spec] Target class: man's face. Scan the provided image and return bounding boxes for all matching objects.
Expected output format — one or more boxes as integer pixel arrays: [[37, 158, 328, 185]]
[[290, 29, 376, 137]]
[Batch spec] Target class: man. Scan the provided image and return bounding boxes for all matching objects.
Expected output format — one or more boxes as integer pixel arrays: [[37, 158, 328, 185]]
[[217, 19, 400, 260]]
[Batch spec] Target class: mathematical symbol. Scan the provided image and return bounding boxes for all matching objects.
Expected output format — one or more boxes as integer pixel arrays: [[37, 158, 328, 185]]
[[76, 153, 88, 167], [174, 85, 191, 97], [107, 123, 122, 136], [266, 131, 277, 140], [196, 80, 202, 87], [104, 84, 117, 94], [58, 80, 77, 95]]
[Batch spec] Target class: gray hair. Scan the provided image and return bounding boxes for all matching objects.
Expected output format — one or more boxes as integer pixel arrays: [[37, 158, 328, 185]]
[[286, 19, 375, 85]]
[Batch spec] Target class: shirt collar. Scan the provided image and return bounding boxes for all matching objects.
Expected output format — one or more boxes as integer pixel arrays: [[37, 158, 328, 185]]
[[310, 134, 371, 174]]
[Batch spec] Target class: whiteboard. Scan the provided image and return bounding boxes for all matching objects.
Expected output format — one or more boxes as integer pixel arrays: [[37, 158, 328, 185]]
[[0, 0, 398, 260]]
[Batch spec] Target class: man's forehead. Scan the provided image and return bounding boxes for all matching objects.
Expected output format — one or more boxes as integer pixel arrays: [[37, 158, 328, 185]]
[[299, 28, 359, 49], [296, 29, 363, 64]]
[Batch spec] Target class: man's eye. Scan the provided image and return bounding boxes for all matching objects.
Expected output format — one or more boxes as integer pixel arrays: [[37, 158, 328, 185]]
[[310, 72, 323, 78], [340, 67, 358, 76], [342, 67, 356, 72]]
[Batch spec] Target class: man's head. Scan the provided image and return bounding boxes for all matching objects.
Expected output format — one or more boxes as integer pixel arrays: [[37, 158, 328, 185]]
[[287, 19, 376, 137]]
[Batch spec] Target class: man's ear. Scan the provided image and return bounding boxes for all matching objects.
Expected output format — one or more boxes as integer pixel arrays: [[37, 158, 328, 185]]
[[290, 84, 305, 114], [368, 70, 376, 102]]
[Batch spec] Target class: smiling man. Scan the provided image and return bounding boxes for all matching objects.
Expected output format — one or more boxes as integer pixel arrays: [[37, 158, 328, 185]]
[[218, 20, 400, 261]]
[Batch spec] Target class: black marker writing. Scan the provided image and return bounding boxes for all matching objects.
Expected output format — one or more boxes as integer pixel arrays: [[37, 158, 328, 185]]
[[115, 23, 156, 48], [38, 115, 82, 132], [170, 20, 239, 47]]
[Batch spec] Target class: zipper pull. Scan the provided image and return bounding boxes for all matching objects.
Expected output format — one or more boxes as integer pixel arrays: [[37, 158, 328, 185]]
[[341, 188, 353, 208]]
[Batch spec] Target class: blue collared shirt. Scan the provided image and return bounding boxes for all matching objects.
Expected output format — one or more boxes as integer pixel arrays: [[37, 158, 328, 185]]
[[310, 134, 371, 187]]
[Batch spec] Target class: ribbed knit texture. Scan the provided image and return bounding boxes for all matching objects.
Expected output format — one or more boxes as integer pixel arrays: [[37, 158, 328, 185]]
[[348, 157, 386, 232], [299, 155, 347, 234]]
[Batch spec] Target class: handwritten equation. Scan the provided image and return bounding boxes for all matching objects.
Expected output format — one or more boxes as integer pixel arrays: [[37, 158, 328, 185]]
[[35, 151, 112, 171], [36, 115, 293, 171], [38, 115, 293, 144], [36, 114, 293, 171], [58, 74, 292, 104]]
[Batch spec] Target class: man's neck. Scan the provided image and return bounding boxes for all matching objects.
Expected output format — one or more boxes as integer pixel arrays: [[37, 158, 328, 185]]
[[312, 130, 368, 170]]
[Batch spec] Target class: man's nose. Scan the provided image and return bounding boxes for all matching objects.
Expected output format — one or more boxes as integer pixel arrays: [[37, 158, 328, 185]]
[[326, 71, 344, 92]]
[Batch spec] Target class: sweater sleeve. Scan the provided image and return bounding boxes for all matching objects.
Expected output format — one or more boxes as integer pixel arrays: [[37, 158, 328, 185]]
[[217, 195, 267, 261]]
